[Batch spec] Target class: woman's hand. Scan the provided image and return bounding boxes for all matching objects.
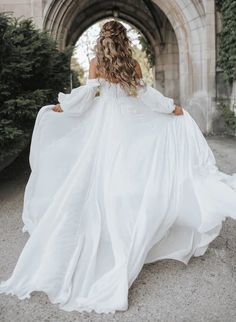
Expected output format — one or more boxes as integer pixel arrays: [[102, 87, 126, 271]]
[[173, 105, 184, 116], [53, 104, 63, 112]]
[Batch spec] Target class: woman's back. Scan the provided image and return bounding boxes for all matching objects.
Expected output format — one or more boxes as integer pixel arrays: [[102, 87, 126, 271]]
[[89, 56, 142, 84], [94, 21, 141, 91]]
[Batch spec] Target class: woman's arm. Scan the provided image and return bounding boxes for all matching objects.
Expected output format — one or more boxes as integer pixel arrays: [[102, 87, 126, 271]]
[[53, 59, 99, 114], [135, 61, 142, 79], [173, 105, 183, 115], [53, 103, 62, 112], [88, 57, 98, 79], [53, 58, 98, 113], [135, 61, 183, 116]]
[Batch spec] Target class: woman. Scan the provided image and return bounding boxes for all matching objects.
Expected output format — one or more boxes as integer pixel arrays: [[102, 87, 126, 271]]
[[0, 20, 236, 314]]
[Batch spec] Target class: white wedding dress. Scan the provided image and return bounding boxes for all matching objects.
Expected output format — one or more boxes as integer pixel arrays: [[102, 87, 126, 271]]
[[0, 78, 236, 314]]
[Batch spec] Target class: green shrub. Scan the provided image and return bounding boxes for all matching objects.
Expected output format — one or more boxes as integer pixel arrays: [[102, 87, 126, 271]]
[[222, 104, 236, 134], [137, 33, 155, 68], [216, 0, 236, 83], [0, 13, 72, 169]]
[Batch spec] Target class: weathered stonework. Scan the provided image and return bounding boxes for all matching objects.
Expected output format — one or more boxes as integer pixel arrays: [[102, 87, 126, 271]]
[[0, 0, 222, 134]]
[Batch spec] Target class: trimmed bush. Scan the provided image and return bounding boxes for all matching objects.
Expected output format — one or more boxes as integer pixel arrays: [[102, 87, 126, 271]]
[[0, 13, 72, 170]]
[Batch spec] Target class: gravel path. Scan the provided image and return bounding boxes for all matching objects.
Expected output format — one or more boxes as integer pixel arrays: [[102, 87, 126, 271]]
[[0, 136, 236, 322]]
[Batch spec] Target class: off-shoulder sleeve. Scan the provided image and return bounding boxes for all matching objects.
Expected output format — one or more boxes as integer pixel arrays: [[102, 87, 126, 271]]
[[137, 78, 175, 114], [58, 78, 100, 115]]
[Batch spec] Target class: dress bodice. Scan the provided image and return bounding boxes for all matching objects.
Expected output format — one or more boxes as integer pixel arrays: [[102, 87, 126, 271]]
[[58, 77, 175, 115], [98, 78, 130, 98]]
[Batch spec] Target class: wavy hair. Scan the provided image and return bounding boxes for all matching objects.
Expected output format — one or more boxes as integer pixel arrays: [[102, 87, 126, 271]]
[[95, 20, 139, 94]]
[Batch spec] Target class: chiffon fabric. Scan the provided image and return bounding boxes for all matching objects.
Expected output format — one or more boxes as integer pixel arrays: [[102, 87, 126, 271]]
[[0, 78, 236, 314]]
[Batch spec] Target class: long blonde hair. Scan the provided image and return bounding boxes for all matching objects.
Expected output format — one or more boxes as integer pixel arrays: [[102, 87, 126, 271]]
[[95, 20, 139, 93]]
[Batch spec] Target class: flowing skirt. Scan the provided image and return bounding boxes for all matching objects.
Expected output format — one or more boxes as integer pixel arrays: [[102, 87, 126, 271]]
[[0, 95, 236, 313]]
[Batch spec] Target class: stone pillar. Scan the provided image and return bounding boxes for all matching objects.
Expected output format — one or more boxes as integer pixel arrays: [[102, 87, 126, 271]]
[[151, 0, 218, 133], [0, 0, 44, 28], [0, 0, 218, 134], [231, 81, 236, 111], [154, 30, 179, 103]]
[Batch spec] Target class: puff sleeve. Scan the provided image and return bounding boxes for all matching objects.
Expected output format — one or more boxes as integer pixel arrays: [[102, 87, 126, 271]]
[[58, 78, 100, 115], [137, 79, 175, 114]]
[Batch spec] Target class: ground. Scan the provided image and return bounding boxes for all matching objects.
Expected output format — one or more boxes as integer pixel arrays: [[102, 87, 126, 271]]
[[0, 136, 236, 322]]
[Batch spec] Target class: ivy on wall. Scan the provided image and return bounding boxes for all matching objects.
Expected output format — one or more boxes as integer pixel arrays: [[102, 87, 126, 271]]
[[216, 0, 236, 83], [222, 104, 236, 131], [137, 34, 155, 68], [216, 0, 236, 135]]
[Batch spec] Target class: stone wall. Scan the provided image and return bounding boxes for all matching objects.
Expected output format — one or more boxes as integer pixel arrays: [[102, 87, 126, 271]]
[[0, 0, 44, 27], [0, 0, 225, 135]]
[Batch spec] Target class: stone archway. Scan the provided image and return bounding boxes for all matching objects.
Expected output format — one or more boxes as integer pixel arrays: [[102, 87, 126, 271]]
[[10, 0, 211, 134], [43, 0, 180, 103], [42, 0, 216, 133], [151, 0, 216, 134]]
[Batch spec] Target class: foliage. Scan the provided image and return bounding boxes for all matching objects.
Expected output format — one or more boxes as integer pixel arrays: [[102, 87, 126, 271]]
[[137, 33, 155, 68], [71, 56, 85, 87], [132, 45, 154, 85], [0, 13, 72, 168], [216, 0, 236, 82], [221, 104, 236, 133]]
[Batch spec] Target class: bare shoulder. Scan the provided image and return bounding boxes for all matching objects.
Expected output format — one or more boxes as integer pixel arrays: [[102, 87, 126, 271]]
[[89, 57, 98, 79], [90, 57, 97, 66], [134, 60, 142, 78]]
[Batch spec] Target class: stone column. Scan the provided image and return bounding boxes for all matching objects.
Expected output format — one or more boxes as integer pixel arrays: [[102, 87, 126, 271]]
[[0, 0, 44, 28]]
